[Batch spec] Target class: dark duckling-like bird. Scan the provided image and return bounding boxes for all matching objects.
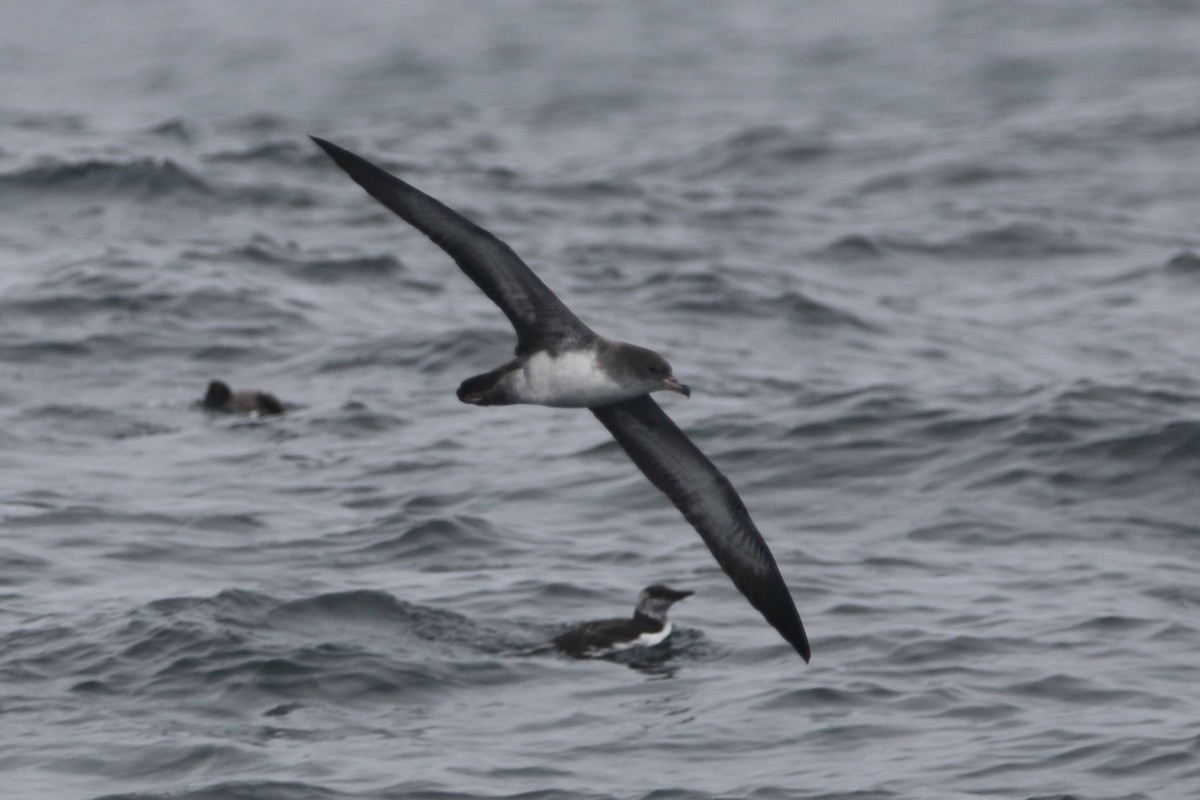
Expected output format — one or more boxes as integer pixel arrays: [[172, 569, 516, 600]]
[[312, 137, 810, 661], [201, 380, 284, 416]]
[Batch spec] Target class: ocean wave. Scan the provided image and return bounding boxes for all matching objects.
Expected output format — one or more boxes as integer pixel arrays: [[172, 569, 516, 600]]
[[775, 378, 1200, 500], [1064, 420, 1200, 469], [1007, 383, 1200, 486], [647, 125, 835, 180], [874, 223, 1104, 260], [303, 403, 409, 438], [635, 269, 874, 330], [0, 155, 313, 208], [0, 109, 88, 133], [858, 159, 1031, 195], [184, 236, 408, 284], [0, 157, 209, 197], [143, 118, 194, 143], [91, 782, 354, 800], [813, 234, 886, 262], [348, 514, 513, 563], [994, 389, 1198, 496], [1164, 250, 1200, 274], [206, 139, 313, 166], [524, 175, 645, 202], [817, 223, 1110, 264], [561, 240, 706, 268], [8, 404, 175, 441], [92, 782, 619, 800], [315, 327, 503, 374], [0, 588, 532, 716], [0, 259, 311, 349]]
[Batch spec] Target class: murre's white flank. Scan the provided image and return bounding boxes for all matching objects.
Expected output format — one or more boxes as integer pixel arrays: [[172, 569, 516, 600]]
[[620, 622, 673, 650], [312, 136, 812, 662]]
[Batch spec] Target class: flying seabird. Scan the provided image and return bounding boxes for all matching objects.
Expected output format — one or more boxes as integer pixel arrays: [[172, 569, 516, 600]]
[[311, 137, 811, 662], [201, 380, 284, 416], [554, 585, 693, 658]]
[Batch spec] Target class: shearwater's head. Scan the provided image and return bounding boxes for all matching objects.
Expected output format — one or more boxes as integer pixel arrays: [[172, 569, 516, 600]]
[[607, 342, 691, 398], [634, 584, 693, 621]]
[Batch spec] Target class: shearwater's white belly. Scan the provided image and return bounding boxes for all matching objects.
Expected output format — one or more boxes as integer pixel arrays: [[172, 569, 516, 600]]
[[506, 350, 633, 408]]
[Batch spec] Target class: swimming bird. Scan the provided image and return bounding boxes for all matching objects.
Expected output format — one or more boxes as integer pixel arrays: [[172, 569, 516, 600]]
[[311, 137, 811, 662], [554, 585, 693, 658], [201, 380, 284, 416]]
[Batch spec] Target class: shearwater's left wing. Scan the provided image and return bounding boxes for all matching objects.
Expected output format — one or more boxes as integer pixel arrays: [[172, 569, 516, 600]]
[[311, 137, 594, 355], [592, 395, 810, 661]]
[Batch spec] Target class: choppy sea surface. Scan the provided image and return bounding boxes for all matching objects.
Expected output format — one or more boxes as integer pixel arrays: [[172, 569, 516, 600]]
[[3, 2, 1200, 798]]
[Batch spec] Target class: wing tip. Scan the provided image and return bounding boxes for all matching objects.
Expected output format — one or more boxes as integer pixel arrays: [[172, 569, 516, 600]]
[[309, 135, 418, 216], [764, 593, 811, 663], [781, 620, 812, 663], [796, 635, 812, 664], [309, 135, 360, 172]]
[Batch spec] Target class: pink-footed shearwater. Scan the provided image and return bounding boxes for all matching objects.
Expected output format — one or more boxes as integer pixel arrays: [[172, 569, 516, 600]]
[[201, 380, 284, 416], [554, 585, 693, 658], [311, 137, 811, 662]]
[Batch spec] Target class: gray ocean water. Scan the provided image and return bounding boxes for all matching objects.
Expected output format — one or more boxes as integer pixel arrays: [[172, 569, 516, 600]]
[[3, 2, 1200, 798]]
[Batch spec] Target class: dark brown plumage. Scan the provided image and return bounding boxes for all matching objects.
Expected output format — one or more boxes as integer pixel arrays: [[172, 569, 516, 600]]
[[201, 380, 284, 416]]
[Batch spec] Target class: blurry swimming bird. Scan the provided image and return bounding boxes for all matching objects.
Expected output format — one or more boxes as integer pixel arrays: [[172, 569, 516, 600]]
[[201, 380, 284, 416], [312, 137, 811, 662], [554, 585, 693, 658]]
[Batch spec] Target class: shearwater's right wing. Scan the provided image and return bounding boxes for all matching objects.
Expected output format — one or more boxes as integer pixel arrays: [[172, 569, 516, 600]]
[[311, 137, 594, 354], [592, 395, 810, 661]]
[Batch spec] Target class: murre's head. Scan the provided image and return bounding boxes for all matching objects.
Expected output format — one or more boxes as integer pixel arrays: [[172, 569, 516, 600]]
[[634, 584, 693, 621], [609, 343, 691, 398]]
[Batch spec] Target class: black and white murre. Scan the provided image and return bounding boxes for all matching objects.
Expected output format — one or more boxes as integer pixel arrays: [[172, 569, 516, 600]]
[[201, 380, 284, 416], [554, 585, 693, 658], [311, 137, 812, 662]]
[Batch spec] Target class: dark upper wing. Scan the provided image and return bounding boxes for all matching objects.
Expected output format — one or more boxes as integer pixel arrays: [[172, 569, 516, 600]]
[[592, 395, 811, 661], [311, 137, 593, 354]]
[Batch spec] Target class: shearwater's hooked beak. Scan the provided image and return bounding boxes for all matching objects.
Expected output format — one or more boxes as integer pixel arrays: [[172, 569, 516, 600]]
[[662, 376, 691, 397]]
